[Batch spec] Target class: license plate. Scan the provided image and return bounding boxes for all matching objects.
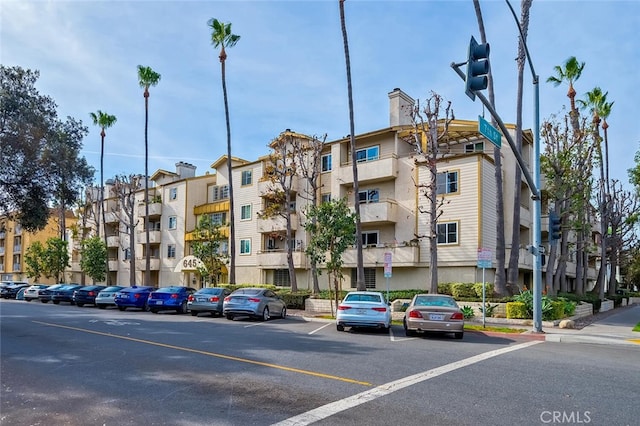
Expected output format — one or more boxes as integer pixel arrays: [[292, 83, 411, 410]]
[[429, 314, 445, 321], [197, 298, 206, 302], [357, 309, 367, 315], [155, 300, 163, 305]]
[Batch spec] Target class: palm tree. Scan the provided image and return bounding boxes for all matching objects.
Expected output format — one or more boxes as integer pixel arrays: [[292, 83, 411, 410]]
[[137, 65, 161, 287], [89, 110, 117, 284], [339, 0, 365, 291], [207, 18, 240, 284], [547, 56, 585, 129]]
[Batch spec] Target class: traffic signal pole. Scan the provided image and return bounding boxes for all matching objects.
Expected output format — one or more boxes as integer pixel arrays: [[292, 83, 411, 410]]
[[451, 2, 543, 332]]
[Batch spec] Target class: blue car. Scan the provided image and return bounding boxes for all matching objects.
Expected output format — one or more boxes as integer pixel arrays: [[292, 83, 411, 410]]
[[147, 286, 197, 314], [73, 285, 106, 307], [114, 286, 156, 311], [51, 285, 83, 304]]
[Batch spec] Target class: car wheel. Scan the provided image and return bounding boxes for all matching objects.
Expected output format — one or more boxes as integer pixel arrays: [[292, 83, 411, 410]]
[[98, 305, 106, 309], [53, 301, 60, 305], [25, 298, 31, 302], [337, 324, 345, 332], [76, 303, 84, 307], [118, 306, 126, 311], [191, 310, 199, 317], [41, 300, 48, 303], [177, 301, 187, 314], [151, 309, 158, 314], [226, 314, 234, 321], [261, 307, 270, 321], [280, 306, 287, 319], [454, 332, 464, 340]]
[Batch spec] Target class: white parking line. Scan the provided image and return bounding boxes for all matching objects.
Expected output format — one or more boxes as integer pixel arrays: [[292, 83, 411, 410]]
[[308, 323, 332, 335], [272, 340, 542, 426], [389, 327, 415, 342]]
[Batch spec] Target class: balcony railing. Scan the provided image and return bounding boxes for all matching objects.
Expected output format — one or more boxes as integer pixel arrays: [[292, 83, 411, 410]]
[[137, 230, 162, 244], [105, 211, 120, 223], [138, 202, 162, 217], [337, 154, 398, 184], [356, 200, 398, 224], [256, 249, 307, 269], [106, 236, 120, 247], [135, 257, 160, 270], [257, 214, 298, 233], [258, 176, 298, 196], [341, 244, 419, 266]]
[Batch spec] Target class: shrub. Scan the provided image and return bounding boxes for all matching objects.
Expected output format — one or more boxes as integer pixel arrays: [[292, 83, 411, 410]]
[[276, 290, 311, 309], [473, 283, 494, 298], [438, 283, 452, 295], [450, 283, 477, 299], [544, 300, 566, 321], [479, 302, 498, 317], [608, 294, 625, 307], [506, 302, 528, 319]]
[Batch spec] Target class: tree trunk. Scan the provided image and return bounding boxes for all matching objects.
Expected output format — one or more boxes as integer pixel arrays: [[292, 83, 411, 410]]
[[221, 58, 236, 285], [144, 91, 151, 287]]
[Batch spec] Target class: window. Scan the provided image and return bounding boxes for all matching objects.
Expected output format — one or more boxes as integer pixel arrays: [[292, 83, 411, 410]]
[[240, 239, 251, 255], [361, 231, 378, 246], [289, 201, 296, 211], [356, 145, 379, 163], [321, 193, 331, 203], [212, 185, 229, 201], [169, 187, 177, 200], [274, 269, 290, 286], [241, 170, 252, 186], [167, 244, 176, 258], [124, 248, 131, 260], [437, 171, 458, 195], [321, 154, 332, 172], [437, 222, 458, 244], [358, 189, 379, 204], [209, 212, 227, 225], [350, 268, 376, 289], [168, 216, 177, 230], [241, 204, 251, 220], [219, 241, 229, 255], [465, 142, 484, 153]]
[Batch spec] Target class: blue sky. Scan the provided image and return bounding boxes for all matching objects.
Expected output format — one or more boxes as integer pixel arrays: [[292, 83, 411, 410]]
[[2, 0, 639, 187]]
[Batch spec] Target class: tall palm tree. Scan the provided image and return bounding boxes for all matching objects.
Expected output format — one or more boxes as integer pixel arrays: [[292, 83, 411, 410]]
[[339, 0, 365, 291], [208, 18, 240, 284], [89, 110, 117, 284], [547, 56, 585, 130], [137, 65, 161, 287]]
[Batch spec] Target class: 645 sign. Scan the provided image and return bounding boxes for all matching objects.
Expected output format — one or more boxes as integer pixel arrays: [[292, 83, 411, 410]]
[[174, 255, 206, 273]]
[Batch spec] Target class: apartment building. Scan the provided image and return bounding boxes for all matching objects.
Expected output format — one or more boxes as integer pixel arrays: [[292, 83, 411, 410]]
[[0, 210, 76, 284]]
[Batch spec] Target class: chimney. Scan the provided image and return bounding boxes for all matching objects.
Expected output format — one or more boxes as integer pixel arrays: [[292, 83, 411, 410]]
[[175, 161, 196, 178], [388, 88, 415, 127]]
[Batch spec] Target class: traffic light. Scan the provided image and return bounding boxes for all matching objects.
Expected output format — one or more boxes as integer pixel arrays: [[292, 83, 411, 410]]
[[549, 211, 561, 242], [465, 35, 490, 101]]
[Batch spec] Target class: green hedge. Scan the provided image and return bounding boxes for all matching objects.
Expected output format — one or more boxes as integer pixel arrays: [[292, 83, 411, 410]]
[[473, 283, 494, 298], [438, 283, 452, 295], [506, 302, 528, 319], [545, 300, 567, 321], [450, 283, 477, 299]]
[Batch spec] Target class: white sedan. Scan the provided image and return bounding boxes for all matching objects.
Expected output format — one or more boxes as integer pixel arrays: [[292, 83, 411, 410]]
[[336, 291, 391, 332]]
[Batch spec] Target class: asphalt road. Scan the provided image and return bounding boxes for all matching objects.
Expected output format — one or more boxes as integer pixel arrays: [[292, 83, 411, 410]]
[[1, 299, 638, 426]]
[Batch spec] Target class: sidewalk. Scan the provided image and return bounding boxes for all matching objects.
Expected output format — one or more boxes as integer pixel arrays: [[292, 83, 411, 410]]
[[542, 303, 640, 346], [289, 304, 640, 347]]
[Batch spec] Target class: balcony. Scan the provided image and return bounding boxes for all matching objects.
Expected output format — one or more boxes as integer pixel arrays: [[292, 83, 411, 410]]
[[108, 259, 119, 270], [257, 214, 298, 233], [137, 230, 162, 244], [107, 236, 120, 247], [138, 202, 162, 218], [105, 211, 120, 223], [357, 200, 398, 225], [70, 261, 82, 271], [258, 176, 298, 196], [135, 257, 160, 270], [338, 155, 398, 185], [256, 249, 307, 269], [341, 244, 419, 267]]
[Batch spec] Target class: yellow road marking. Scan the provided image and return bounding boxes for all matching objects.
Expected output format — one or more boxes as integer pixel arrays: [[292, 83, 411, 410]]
[[628, 339, 640, 345], [32, 320, 372, 386]]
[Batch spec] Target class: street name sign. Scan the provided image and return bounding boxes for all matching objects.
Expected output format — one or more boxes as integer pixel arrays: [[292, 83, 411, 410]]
[[478, 115, 502, 148]]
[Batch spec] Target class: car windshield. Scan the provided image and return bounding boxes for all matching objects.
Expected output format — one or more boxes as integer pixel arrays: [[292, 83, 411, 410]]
[[102, 286, 123, 292], [415, 296, 458, 307], [232, 289, 261, 296], [155, 287, 182, 293], [344, 293, 383, 303], [197, 288, 221, 295]]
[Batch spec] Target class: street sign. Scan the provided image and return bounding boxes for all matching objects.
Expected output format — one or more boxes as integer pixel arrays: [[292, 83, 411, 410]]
[[384, 252, 392, 278], [478, 115, 502, 148], [477, 248, 492, 268]]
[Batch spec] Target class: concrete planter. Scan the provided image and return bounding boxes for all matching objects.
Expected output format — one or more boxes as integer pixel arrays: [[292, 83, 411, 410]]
[[600, 299, 614, 312], [629, 297, 640, 305]]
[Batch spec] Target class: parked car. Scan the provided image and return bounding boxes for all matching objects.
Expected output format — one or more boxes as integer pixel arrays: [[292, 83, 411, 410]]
[[336, 291, 391, 332], [52, 285, 83, 304], [73, 285, 107, 307], [95, 286, 125, 309], [188, 287, 231, 317], [114, 286, 156, 311], [1, 282, 30, 299], [403, 294, 464, 339], [147, 286, 197, 314], [223, 288, 287, 321], [23, 284, 50, 302], [38, 284, 65, 303]]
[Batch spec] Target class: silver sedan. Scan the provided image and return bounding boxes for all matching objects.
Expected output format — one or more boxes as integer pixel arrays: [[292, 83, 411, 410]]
[[188, 287, 231, 317], [223, 288, 287, 321]]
